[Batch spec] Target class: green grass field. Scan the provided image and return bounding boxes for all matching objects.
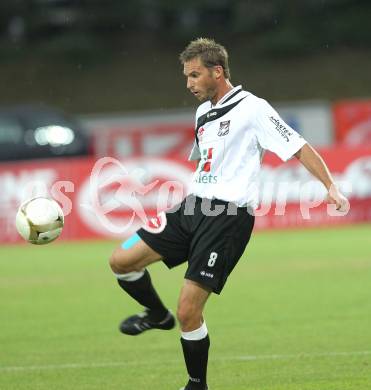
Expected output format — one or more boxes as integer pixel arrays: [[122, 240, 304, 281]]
[[0, 225, 370, 390]]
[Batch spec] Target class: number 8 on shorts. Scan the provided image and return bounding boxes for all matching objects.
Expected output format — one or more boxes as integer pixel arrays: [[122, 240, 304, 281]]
[[207, 252, 218, 267]]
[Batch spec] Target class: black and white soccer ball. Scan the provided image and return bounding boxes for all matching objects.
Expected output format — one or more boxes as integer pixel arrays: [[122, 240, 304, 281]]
[[15, 197, 64, 245]]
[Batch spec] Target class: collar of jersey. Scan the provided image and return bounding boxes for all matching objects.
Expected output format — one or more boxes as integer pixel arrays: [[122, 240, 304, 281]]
[[212, 85, 243, 107]]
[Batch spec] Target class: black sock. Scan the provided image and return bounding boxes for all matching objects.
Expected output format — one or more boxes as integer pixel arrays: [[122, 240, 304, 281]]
[[117, 269, 168, 322], [181, 335, 210, 390]]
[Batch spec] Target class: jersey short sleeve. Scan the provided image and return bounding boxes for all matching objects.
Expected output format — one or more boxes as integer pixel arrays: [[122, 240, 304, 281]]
[[188, 139, 201, 161], [254, 99, 306, 161]]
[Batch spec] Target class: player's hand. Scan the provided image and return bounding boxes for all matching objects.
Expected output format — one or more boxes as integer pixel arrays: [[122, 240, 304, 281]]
[[326, 185, 350, 214]]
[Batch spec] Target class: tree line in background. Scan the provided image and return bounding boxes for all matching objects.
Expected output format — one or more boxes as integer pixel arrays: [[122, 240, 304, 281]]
[[0, 0, 370, 57], [0, 0, 370, 112]]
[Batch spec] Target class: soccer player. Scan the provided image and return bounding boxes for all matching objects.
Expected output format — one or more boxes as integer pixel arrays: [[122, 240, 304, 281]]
[[109, 38, 348, 390]]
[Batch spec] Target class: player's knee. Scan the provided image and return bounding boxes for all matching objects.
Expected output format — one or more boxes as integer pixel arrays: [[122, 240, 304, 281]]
[[109, 248, 136, 274], [177, 301, 202, 328]]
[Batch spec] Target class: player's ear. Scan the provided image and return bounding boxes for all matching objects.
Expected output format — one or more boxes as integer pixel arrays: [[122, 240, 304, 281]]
[[213, 65, 224, 80]]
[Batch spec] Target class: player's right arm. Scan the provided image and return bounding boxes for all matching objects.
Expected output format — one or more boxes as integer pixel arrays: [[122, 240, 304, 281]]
[[294, 143, 349, 212], [253, 98, 349, 213]]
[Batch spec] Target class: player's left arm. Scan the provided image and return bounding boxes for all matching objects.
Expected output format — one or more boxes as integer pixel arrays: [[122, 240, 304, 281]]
[[294, 143, 349, 212]]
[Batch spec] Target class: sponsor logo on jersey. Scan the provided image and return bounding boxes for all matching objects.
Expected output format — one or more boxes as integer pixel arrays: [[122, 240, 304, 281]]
[[218, 120, 230, 136], [200, 147, 213, 172], [195, 147, 218, 184], [206, 111, 217, 118], [195, 174, 218, 184], [269, 116, 293, 142]]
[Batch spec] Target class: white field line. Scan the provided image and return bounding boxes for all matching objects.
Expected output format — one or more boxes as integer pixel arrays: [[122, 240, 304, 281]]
[[1, 350, 370, 373]]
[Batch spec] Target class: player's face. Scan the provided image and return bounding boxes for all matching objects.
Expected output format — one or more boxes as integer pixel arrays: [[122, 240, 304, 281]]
[[183, 57, 218, 103]]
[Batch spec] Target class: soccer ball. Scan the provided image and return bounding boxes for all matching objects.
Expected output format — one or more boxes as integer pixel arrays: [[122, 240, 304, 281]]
[[15, 197, 64, 245]]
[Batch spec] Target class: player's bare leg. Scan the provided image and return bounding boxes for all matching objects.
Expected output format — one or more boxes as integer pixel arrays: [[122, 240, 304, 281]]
[[177, 279, 211, 390], [109, 234, 175, 335]]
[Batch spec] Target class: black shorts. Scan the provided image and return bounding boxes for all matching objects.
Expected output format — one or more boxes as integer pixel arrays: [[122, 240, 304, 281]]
[[137, 195, 255, 294]]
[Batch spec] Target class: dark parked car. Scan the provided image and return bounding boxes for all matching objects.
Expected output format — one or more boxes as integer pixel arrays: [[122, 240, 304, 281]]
[[0, 105, 91, 161]]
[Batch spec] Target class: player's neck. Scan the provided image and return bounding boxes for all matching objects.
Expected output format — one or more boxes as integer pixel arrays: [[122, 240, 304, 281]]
[[211, 80, 234, 106]]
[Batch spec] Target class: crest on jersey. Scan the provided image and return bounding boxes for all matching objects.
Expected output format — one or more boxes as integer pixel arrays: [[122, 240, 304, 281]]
[[218, 120, 230, 136]]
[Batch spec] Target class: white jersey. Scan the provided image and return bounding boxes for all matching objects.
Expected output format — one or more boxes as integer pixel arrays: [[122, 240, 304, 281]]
[[188, 86, 306, 208]]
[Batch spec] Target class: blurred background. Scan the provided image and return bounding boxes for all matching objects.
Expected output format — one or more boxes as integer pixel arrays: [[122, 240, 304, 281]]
[[0, 0, 370, 240]]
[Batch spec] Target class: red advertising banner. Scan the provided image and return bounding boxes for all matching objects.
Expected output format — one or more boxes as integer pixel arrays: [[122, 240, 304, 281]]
[[333, 100, 371, 145], [254, 147, 371, 230], [0, 156, 194, 243], [92, 123, 195, 160], [0, 146, 370, 244]]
